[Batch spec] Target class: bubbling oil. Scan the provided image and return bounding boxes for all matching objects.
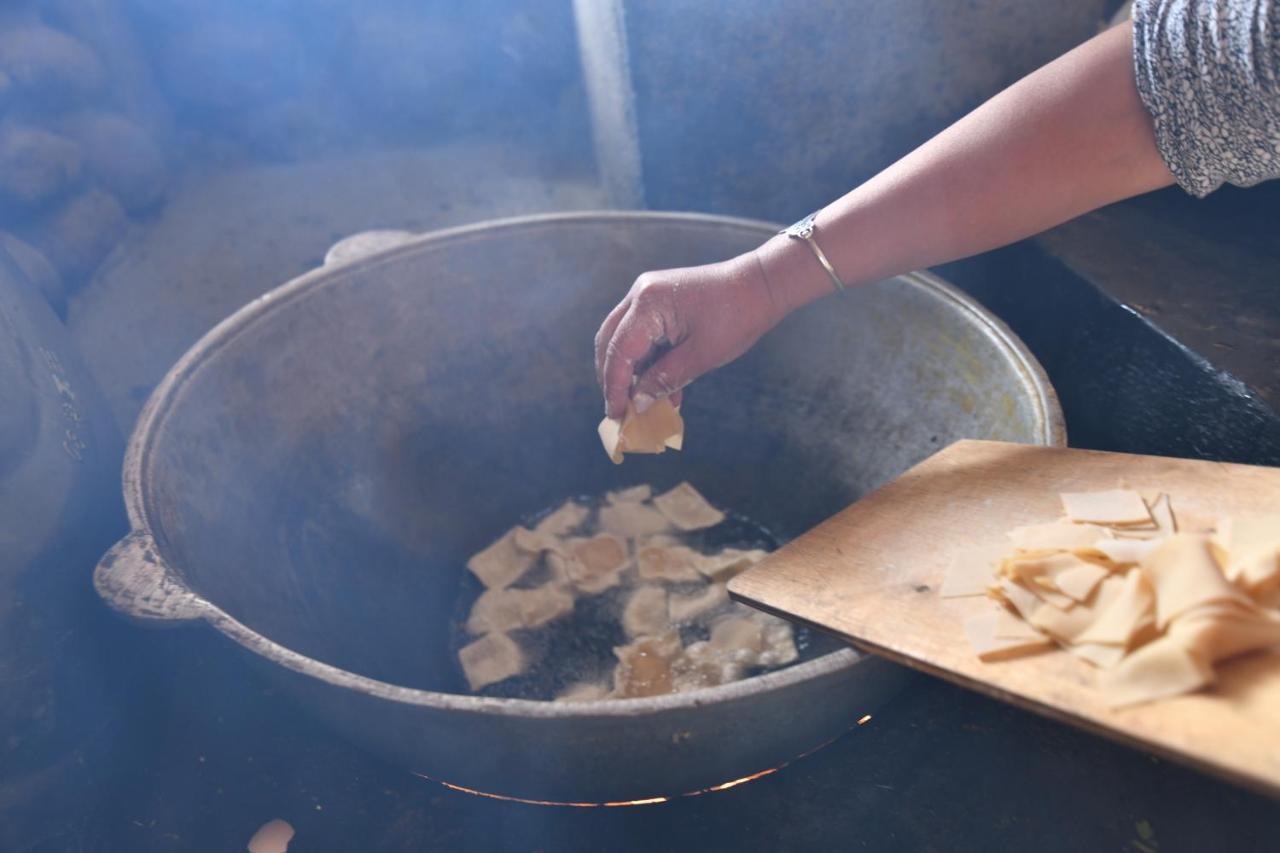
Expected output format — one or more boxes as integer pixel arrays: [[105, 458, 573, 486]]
[[448, 491, 840, 701]]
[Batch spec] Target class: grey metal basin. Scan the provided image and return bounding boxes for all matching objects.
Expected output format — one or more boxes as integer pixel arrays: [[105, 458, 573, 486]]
[[94, 212, 1063, 802]]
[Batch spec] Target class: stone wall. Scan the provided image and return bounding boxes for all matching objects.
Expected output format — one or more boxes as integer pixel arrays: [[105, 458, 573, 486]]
[[0, 0, 593, 316], [0, 1, 168, 313], [0, 0, 1122, 315], [122, 0, 592, 166]]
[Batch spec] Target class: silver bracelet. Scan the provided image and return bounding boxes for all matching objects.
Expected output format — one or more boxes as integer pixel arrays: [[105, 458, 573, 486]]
[[780, 212, 846, 292]]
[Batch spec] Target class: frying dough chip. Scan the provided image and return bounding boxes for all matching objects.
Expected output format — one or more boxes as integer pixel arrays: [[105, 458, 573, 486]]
[[512, 526, 561, 554], [597, 501, 672, 538], [1060, 489, 1152, 526], [669, 582, 730, 624], [459, 633, 526, 690], [598, 399, 684, 464], [671, 611, 797, 691], [466, 530, 538, 589], [653, 482, 726, 531], [622, 585, 669, 637], [608, 484, 652, 503], [674, 641, 746, 692], [752, 610, 800, 667], [534, 501, 589, 537], [636, 545, 705, 583], [708, 616, 766, 663], [613, 632, 682, 697], [466, 588, 525, 635], [699, 548, 769, 582], [517, 584, 575, 629], [557, 534, 629, 594]]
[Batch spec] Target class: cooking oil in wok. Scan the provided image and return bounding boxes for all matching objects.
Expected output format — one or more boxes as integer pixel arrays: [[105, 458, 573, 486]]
[[448, 488, 839, 701]]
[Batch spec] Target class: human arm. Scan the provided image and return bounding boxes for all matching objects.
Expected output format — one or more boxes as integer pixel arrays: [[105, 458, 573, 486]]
[[595, 20, 1174, 418]]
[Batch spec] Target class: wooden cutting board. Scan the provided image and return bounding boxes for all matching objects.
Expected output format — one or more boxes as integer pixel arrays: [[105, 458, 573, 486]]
[[728, 439, 1280, 797]]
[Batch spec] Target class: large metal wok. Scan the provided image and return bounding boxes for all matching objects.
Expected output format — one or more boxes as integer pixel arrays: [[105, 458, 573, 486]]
[[94, 212, 1063, 802]]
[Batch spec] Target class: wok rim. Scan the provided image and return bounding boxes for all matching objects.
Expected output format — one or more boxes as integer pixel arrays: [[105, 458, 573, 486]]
[[120, 210, 1065, 719]]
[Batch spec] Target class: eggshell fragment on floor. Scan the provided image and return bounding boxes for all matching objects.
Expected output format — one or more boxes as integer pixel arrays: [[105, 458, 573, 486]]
[[247, 819, 295, 853]]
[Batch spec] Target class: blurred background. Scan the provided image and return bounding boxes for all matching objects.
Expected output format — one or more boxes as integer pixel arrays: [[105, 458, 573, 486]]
[[12, 2, 1280, 851], [0, 0, 1116, 434]]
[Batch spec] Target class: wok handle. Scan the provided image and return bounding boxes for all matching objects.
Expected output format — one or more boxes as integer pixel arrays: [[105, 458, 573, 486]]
[[322, 229, 417, 267], [94, 530, 209, 625]]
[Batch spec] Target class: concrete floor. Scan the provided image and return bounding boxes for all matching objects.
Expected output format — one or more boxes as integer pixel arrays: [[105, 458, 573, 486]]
[[88, 624, 1278, 852]]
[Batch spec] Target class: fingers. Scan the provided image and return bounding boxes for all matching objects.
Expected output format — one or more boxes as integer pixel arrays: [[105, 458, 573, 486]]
[[601, 302, 666, 419], [594, 297, 630, 387], [632, 344, 700, 413]]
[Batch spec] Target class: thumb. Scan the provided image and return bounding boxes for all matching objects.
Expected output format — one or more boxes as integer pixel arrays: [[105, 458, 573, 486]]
[[632, 344, 701, 413]]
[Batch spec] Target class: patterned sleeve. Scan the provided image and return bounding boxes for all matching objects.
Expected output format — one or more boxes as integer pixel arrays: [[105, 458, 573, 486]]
[[1132, 0, 1280, 197]]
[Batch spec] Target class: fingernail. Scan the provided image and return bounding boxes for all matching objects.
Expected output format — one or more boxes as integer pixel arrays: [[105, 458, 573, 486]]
[[633, 392, 656, 413]]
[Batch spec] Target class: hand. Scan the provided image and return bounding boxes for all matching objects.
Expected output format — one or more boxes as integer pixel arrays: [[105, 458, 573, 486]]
[[594, 247, 790, 420]]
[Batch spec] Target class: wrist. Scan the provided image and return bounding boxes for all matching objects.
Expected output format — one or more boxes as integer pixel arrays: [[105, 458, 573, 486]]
[[751, 232, 841, 316]]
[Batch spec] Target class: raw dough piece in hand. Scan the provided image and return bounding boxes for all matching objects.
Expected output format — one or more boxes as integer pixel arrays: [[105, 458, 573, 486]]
[[598, 399, 684, 464]]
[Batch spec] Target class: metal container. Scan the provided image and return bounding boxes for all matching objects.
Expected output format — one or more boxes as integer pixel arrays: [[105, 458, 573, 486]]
[[94, 212, 1063, 802], [0, 247, 136, 851]]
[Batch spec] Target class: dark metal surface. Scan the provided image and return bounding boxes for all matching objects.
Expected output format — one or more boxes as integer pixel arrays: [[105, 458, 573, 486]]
[[613, 0, 1106, 216], [94, 212, 1061, 802], [90, 622, 1280, 853], [940, 242, 1280, 466], [0, 246, 142, 852], [1036, 181, 1280, 413]]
